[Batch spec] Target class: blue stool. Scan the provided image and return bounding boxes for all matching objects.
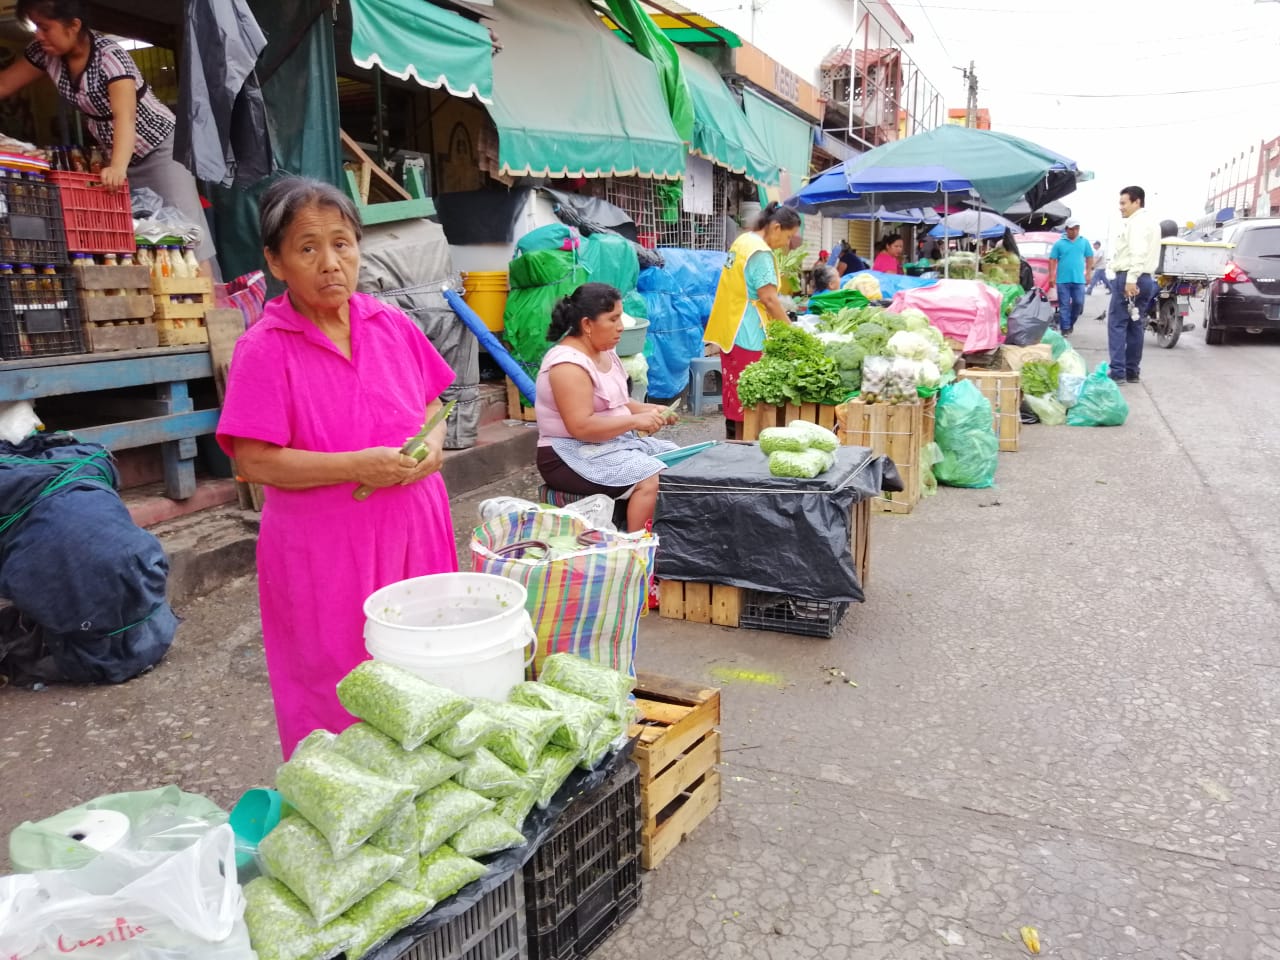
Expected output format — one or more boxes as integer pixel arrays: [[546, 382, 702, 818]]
[[688, 355, 723, 417]]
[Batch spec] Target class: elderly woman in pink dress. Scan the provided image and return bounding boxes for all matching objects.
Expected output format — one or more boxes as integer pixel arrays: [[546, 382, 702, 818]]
[[217, 177, 457, 757]]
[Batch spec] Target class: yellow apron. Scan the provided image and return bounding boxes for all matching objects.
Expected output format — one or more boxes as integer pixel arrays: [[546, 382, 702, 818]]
[[703, 231, 772, 352]]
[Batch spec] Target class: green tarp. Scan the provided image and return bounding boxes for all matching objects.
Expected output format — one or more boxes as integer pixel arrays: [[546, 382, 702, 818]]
[[677, 48, 778, 186], [484, 0, 685, 179], [349, 0, 493, 102], [604, 0, 694, 143], [742, 87, 813, 196]]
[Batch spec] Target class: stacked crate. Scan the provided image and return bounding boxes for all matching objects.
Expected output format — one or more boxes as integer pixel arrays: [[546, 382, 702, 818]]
[[958, 368, 1021, 451], [75, 261, 156, 351], [152, 275, 214, 346]]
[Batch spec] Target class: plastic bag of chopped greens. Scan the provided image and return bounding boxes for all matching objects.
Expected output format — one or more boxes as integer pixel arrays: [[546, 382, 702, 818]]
[[509, 682, 608, 754], [455, 747, 524, 798], [495, 779, 539, 830], [479, 702, 563, 771], [243, 876, 355, 960], [785, 420, 839, 452], [431, 706, 503, 759], [756, 426, 808, 455], [336, 661, 472, 750], [275, 748, 416, 859], [369, 803, 420, 889], [538, 653, 635, 719], [533, 746, 580, 808], [334, 723, 462, 794], [415, 845, 487, 904], [579, 716, 627, 770], [258, 816, 403, 925], [768, 448, 833, 479], [415, 780, 494, 855], [1024, 393, 1067, 426], [341, 883, 434, 960], [448, 812, 527, 859]]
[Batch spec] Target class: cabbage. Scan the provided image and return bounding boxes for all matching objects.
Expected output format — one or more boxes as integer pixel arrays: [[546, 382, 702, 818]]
[[886, 330, 935, 362], [897, 308, 931, 332], [918, 359, 942, 389]]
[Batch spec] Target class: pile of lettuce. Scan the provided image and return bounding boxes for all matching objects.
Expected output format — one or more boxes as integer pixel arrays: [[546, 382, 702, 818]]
[[737, 322, 845, 407], [814, 306, 954, 395]]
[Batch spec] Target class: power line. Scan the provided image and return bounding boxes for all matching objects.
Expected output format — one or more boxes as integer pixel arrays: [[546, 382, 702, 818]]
[[913, 0, 952, 60], [1001, 110, 1262, 132], [1011, 77, 1280, 99]]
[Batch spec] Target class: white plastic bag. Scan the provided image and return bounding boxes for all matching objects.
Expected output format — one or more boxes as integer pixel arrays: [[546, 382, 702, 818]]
[[0, 401, 42, 445], [0, 825, 252, 959]]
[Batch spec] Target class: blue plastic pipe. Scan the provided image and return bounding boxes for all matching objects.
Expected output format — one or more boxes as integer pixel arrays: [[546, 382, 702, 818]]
[[444, 287, 537, 403]]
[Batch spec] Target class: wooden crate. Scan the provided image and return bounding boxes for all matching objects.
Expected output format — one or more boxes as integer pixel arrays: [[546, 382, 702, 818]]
[[74, 263, 157, 352], [152, 275, 214, 321], [836, 399, 925, 514], [959, 368, 1021, 452], [658, 582, 742, 627], [741, 401, 837, 441], [629, 673, 721, 870], [505, 378, 536, 423]]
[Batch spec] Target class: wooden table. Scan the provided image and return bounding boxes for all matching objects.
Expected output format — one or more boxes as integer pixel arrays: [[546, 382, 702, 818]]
[[1, 347, 218, 500]]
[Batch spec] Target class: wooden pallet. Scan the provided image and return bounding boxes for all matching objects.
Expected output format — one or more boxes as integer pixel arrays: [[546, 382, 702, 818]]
[[506, 377, 536, 423], [958, 368, 1021, 452], [152, 275, 214, 321], [74, 263, 157, 352], [741, 401, 837, 441], [658, 582, 742, 627], [836, 399, 926, 514], [629, 673, 721, 870]]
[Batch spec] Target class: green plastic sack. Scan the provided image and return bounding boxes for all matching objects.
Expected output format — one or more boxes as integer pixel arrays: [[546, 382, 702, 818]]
[[334, 723, 462, 794], [455, 747, 525, 799], [416, 845, 487, 904], [336, 661, 473, 751], [581, 232, 640, 293], [369, 803, 420, 889], [448, 812, 527, 859], [1067, 363, 1130, 427], [415, 781, 494, 855], [432, 707, 503, 759], [341, 883, 433, 960], [1041, 327, 1068, 359], [920, 441, 943, 497], [8, 785, 228, 873], [503, 249, 590, 374], [538, 652, 636, 720], [1025, 393, 1067, 425], [509, 681, 609, 754], [243, 877, 355, 960], [533, 745, 581, 809], [933, 380, 999, 489], [479, 702, 564, 771], [258, 816, 403, 925]]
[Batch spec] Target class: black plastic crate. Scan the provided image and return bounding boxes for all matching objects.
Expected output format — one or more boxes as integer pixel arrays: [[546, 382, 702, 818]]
[[0, 174, 70, 266], [739, 590, 849, 639], [382, 872, 524, 960], [0, 270, 86, 360], [524, 761, 642, 960]]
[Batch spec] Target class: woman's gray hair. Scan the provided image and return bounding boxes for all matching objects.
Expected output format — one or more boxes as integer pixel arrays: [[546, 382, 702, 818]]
[[812, 264, 838, 291], [259, 176, 363, 254]]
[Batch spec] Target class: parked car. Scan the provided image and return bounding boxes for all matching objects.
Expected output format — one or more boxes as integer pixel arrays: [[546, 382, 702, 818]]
[[1013, 232, 1060, 307], [1204, 218, 1280, 345]]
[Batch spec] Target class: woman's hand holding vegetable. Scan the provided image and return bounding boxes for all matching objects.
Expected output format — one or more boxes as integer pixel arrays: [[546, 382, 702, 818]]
[[631, 409, 668, 435], [353, 446, 429, 489]]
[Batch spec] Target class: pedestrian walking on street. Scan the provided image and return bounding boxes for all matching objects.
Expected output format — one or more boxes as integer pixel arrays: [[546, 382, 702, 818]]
[[1049, 219, 1094, 335], [1087, 241, 1108, 293], [217, 177, 459, 758], [1107, 185, 1162, 383]]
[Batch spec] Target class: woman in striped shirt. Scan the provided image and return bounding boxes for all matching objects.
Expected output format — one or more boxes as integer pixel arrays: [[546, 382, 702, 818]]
[[0, 0, 215, 269]]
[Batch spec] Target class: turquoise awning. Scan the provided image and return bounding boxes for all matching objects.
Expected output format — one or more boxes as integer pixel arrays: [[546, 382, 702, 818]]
[[350, 0, 494, 103], [677, 48, 779, 186], [743, 87, 814, 195], [485, 0, 686, 179]]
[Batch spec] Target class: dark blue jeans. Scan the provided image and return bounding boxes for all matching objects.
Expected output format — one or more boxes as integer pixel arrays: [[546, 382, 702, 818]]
[[1107, 271, 1156, 380], [1087, 268, 1108, 293], [1056, 282, 1086, 332]]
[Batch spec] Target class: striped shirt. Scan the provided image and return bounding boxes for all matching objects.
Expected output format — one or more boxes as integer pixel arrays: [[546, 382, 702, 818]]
[[25, 32, 175, 160]]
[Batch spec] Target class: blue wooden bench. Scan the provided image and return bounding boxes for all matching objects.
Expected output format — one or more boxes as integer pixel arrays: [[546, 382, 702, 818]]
[[1, 346, 219, 500]]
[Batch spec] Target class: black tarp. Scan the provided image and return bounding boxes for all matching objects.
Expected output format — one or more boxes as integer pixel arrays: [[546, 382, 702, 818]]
[[435, 189, 532, 245], [0, 435, 177, 686], [653, 443, 900, 602]]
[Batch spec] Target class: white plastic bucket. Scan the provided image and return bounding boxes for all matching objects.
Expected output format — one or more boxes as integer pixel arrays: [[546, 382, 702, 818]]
[[363, 572, 536, 702]]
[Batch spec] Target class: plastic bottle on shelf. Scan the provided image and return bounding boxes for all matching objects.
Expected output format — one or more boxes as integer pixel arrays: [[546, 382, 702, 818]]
[[68, 145, 87, 173], [182, 245, 200, 277], [119, 251, 135, 268], [73, 254, 97, 296], [88, 146, 104, 175], [156, 245, 173, 280], [135, 244, 153, 273], [171, 245, 193, 279], [41, 264, 64, 309]]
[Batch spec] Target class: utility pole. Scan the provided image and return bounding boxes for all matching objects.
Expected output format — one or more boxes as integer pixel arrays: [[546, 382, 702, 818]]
[[963, 60, 978, 128]]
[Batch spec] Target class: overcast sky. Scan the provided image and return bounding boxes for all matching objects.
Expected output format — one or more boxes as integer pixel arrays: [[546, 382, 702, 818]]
[[700, 0, 1280, 247]]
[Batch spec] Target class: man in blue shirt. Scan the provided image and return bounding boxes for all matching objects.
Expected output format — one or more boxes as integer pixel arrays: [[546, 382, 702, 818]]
[[1048, 219, 1095, 336]]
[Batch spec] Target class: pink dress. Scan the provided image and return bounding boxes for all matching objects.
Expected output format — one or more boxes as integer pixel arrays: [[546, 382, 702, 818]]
[[217, 292, 458, 757]]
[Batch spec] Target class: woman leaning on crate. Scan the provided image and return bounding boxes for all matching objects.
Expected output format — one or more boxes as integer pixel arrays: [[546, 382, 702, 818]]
[[0, 0, 215, 271]]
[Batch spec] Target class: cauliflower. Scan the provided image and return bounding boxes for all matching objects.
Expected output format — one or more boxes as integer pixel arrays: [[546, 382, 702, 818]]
[[886, 330, 937, 363]]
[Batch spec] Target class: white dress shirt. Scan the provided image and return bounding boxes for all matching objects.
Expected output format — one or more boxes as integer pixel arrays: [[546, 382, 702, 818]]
[[1111, 207, 1161, 278]]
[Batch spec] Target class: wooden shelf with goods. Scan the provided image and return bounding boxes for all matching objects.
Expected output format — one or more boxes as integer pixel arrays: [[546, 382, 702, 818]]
[[958, 368, 1021, 452], [152, 276, 214, 345], [837, 399, 927, 514], [73, 262, 157, 352], [628, 673, 721, 870], [505, 378, 536, 423]]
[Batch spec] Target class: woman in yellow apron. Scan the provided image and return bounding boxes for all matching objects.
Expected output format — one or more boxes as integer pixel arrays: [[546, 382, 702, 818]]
[[704, 203, 801, 438]]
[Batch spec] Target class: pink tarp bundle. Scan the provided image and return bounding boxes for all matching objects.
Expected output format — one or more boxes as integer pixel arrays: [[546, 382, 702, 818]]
[[889, 279, 1004, 354]]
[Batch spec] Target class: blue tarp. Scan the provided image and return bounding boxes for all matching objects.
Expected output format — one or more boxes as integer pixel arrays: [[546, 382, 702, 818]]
[[0, 435, 177, 685], [637, 247, 724, 399], [841, 269, 937, 299]]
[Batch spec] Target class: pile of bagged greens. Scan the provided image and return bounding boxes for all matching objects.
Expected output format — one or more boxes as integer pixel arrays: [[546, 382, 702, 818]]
[[245, 656, 635, 960], [758, 420, 840, 479]]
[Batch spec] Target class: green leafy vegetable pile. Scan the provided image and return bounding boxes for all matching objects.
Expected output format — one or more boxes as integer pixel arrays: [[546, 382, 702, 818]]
[[1020, 360, 1060, 398], [737, 322, 845, 408]]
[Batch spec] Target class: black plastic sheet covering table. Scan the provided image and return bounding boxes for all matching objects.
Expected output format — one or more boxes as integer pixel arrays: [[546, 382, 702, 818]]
[[363, 741, 636, 959], [653, 443, 901, 602]]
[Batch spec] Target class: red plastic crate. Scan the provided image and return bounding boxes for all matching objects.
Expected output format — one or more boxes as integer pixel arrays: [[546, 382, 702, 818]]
[[47, 170, 135, 255]]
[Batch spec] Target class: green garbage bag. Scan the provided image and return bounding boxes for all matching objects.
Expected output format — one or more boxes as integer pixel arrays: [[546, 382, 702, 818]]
[[581, 232, 639, 294], [1067, 363, 1130, 427], [933, 380, 999, 489], [503, 249, 590, 375], [1041, 327, 1068, 360]]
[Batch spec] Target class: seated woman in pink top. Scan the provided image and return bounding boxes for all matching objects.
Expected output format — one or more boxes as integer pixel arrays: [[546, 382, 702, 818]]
[[216, 177, 457, 758], [872, 234, 905, 275], [535, 283, 677, 531]]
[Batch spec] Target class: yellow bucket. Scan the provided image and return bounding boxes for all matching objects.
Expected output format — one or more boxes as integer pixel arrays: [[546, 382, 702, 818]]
[[462, 271, 509, 333]]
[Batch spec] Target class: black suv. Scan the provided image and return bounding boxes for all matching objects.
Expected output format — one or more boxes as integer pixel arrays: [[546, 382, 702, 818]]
[[1205, 218, 1280, 344]]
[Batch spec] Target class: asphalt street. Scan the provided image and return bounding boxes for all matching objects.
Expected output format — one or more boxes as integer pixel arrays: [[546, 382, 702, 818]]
[[4, 288, 1280, 957]]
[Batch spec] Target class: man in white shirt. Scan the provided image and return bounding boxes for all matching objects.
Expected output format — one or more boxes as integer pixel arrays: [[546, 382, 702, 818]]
[[1107, 185, 1162, 383], [1087, 241, 1108, 294]]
